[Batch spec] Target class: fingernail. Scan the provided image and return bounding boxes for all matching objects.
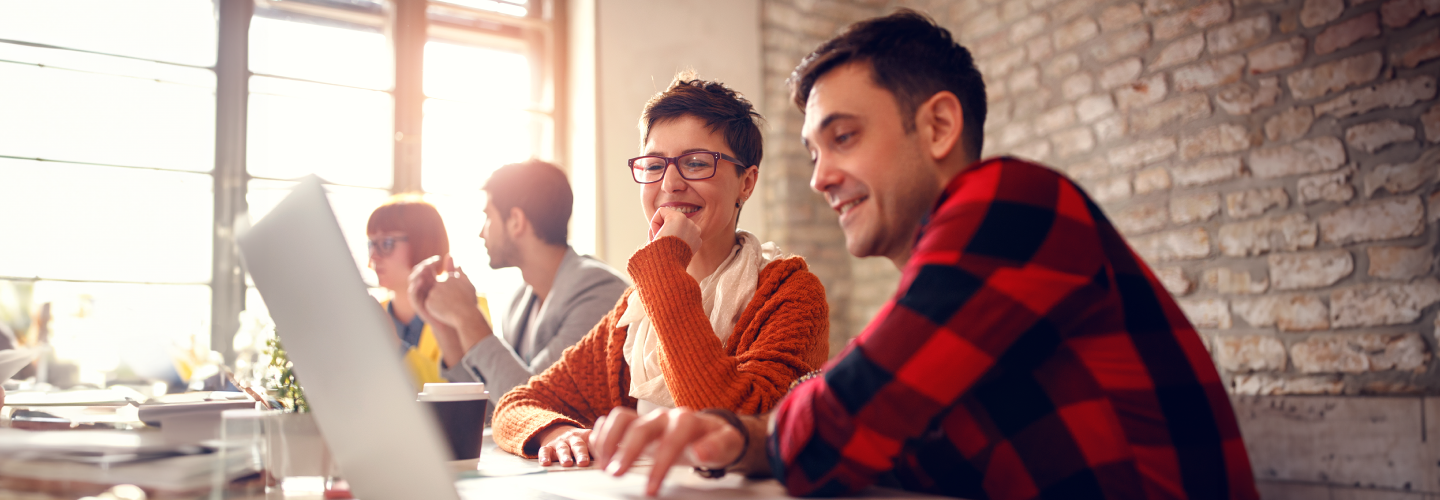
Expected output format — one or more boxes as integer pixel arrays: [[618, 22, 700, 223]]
[[606, 461, 622, 476]]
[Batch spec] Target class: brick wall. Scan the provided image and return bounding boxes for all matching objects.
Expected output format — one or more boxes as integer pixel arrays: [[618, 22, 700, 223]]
[[760, 0, 1440, 393]]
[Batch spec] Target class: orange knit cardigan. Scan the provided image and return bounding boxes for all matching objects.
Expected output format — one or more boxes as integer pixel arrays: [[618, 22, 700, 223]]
[[491, 236, 830, 457]]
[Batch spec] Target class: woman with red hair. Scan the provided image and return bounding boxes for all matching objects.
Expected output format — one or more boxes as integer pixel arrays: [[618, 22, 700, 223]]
[[366, 195, 486, 391]]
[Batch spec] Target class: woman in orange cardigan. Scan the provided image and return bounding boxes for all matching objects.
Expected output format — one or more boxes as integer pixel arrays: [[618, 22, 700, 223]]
[[491, 75, 830, 466]]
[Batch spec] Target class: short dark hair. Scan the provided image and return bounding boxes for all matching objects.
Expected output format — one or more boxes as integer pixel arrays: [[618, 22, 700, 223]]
[[482, 160, 573, 246], [788, 9, 987, 158], [639, 71, 764, 174]]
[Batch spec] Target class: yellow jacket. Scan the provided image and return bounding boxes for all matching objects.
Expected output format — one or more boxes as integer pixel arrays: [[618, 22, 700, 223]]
[[384, 297, 491, 392]]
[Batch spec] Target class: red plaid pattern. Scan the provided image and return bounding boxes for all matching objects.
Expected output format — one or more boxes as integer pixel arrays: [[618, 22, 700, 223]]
[[768, 158, 1257, 499]]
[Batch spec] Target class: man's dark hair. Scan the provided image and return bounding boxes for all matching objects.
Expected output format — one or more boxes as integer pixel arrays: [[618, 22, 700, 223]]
[[639, 71, 764, 174], [788, 9, 987, 158], [482, 159, 573, 246]]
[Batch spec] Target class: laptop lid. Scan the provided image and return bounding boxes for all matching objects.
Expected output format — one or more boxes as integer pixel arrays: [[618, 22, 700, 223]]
[[237, 175, 460, 500]]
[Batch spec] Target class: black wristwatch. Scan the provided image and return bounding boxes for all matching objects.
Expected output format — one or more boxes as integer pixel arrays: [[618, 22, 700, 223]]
[[693, 408, 749, 479]]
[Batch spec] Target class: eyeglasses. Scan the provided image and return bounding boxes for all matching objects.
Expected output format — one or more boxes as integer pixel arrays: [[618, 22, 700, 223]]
[[367, 235, 408, 257], [628, 151, 745, 184]]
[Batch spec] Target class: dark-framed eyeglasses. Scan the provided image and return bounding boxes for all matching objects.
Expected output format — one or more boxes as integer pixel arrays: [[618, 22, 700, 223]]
[[367, 235, 408, 257], [627, 151, 745, 184]]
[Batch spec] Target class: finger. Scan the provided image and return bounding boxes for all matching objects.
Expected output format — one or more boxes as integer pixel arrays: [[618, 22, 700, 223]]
[[538, 445, 554, 466], [555, 441, 574, 467], [648, 209, 667, 241], [646, 411, 703, 496], [443, 254, 455, 273], [594, 407, 638, 468], [569, 435, 592, 467], [607, 411, 667, 477]]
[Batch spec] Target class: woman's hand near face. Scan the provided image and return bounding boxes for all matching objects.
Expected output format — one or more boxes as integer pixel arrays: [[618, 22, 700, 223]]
[[535, 425, 593, 467], [649, 208, 702, 253]]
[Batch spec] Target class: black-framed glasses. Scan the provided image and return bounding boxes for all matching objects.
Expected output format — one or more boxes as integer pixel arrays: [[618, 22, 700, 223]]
[[628, 151, 745, 184], [367, 235, 408, 257]]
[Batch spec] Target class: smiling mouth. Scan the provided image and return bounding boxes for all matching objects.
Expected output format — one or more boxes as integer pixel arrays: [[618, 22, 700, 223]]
[[838, 196, 867, 217], [663, 205, 702, 217]]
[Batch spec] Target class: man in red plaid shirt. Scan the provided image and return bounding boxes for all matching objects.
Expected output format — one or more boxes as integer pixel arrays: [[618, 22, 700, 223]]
[[589, 9, 1258, 500]]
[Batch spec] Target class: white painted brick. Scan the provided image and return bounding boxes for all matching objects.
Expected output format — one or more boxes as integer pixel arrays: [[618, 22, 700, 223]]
[[1202, 267, 1270, 294], [1131, 93, 1211, 133], [1216, 77, 1280, 115], [1092, 175, 1132, 202], [1065, 157, 1109, 180], [1113, 201, 1169, 234], [1095, 115, 1128, 143], [1315, 12, 1380, 55], [1215, 335, 1287, 371], [1154, 33, 1205, 69], [1232, 373, 1343, 395], [1054, 17, 1099, 50], [1263, 106, 1315, 142], [1108, 137, 1177, 171], [1173, 156, 1245, 187], [1154, 1, 1233, 40], [1156, 266, 1194, 295], [1132, 227, 1212, 262], [1062, 73, 1094, 100], [1099, 58, 1142, 90], [1180, 124, 1253, 160], [1247, 137, 1346, 179], [1395, 26, 1440, 68], [1381, 0, 1431, 27], [1367, 245, 1433, 279], [1424, 103, 1440, 142], [1010, 14, 1049, 43], [1009, 66, 1040, 92], [1115, 73, 1168, 111], [1247, 37, 1307, 74], [1053, 127, 1096, 158], [1287, 52, 1384, 101], [1330, 278, 1440, 327], [1318, 196, 1425, 245], [1012, 141, 1052, 163], [1171, 192, 1222, 224], [1269, 250, 1354, 290], [1207, 16, 1271, 55], [1035, 105, 1077, 134], [1291, 336, 1371, 373], [1091, 25, 1152, 63], [1026, 36, 1055, 62], [1362, 149, 1439, 196], [1099, 3, 1144, 31], [1076, 94, 1116, 123], [1315, 76, 1436, 118], [1298, 168, 1356, 205], [1134, 167, 1172, 194], [1226, 187, 1289, 219], [1219, 213, 1318, 256], [1344, 119, 1416, 153], [1178, 298, 1232, 328], [1300, 0, 1345, 28], [1045, 53, 1081, 80], [1172, 55, 1247, 92], [1231, 294, 1330, 330]]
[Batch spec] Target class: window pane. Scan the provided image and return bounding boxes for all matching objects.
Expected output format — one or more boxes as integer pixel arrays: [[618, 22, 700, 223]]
[[246, 179, 391, 287], [424, 41, 530, 104], [0, 63, 216, 171], [248, 76, 393, 188], [32, 281, 210, 386], [249, 16, 389, 90], [421, 99, 532, 193], [432, 0, 527, 17], [0, 159, 213, 283], [0, 0, 217, 67]]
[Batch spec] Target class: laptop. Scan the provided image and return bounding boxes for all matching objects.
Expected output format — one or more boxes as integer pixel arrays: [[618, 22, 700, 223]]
[[237, 175, 463, 500]]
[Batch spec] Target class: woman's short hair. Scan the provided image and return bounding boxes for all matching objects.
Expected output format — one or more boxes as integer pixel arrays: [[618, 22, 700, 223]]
[[366, 194, 450, 268], [639, 71, 764, 174], [482, 159, 573, 247]]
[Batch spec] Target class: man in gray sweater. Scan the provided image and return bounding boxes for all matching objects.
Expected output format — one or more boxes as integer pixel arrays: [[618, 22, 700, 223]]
[[411, 160, 628, 406]]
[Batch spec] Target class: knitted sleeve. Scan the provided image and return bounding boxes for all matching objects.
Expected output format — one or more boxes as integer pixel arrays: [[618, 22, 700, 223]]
[[490, 291, 635, 457], [627, 237, 829, 416]]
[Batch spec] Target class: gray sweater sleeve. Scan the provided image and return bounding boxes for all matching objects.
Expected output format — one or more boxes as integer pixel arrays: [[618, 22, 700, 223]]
[[448, 266, 629, 405]]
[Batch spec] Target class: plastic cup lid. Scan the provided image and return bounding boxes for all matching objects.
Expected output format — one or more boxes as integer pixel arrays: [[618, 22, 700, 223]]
[[417, 382, 488, 402]]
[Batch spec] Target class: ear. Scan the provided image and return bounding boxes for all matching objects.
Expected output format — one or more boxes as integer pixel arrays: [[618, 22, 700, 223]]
[[505, 206, 529, 240], [738, 165, 759, 203], [914, 91, 964, 163]]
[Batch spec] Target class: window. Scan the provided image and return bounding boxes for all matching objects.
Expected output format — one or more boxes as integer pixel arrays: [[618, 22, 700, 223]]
[[0, 0, 563, 390]]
